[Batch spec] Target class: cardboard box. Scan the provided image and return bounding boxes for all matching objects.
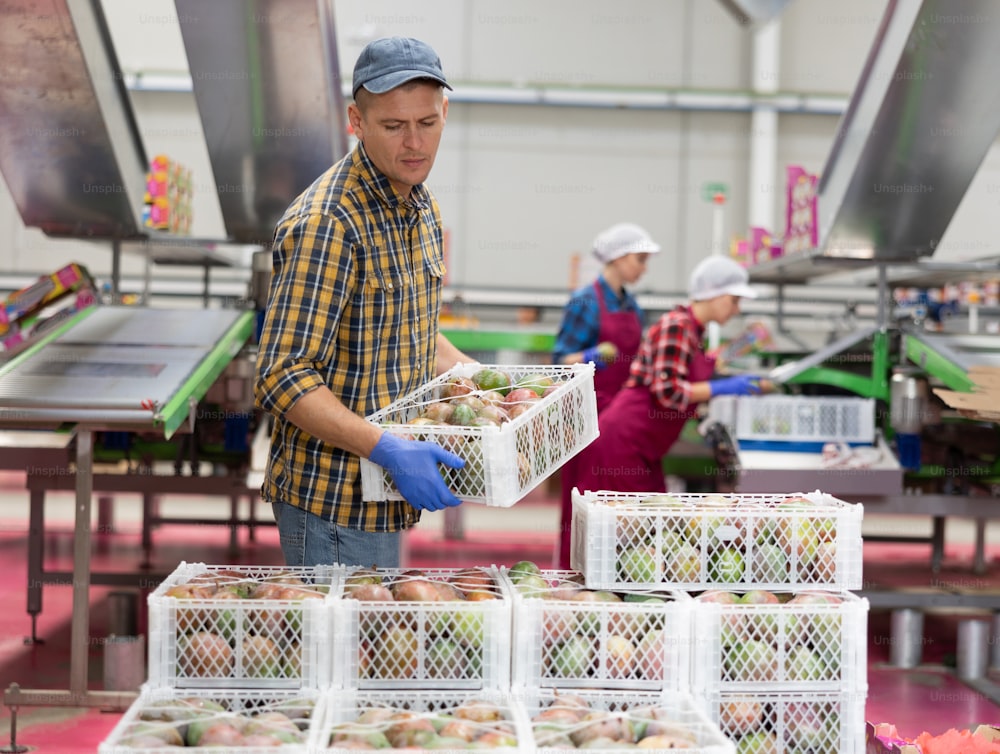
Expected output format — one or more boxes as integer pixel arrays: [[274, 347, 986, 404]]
[[935, 366, 1000, 422]]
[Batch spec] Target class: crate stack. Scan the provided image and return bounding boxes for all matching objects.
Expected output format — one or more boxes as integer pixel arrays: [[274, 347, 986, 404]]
[[571, 488, 869, 753], [501, 566, 735, 752], [317, 564, 534, 751], [100, 563, 337, 751]]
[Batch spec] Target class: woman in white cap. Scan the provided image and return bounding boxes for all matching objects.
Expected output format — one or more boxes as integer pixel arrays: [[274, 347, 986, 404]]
[[569, 255, 768, 500], [553, 222, 660, 568]]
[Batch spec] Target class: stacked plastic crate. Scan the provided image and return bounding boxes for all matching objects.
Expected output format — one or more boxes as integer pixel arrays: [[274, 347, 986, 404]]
[[572, 488, 868, 753], [317, 564, 528, 751], [100, 563, 337, 751], [501, 565, 736, 752]]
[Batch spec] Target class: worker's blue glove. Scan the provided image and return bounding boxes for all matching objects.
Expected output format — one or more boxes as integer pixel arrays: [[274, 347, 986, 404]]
[[368, 432, 465, 512], [709, 375, 762, 397], [581, 345, 609, 371]]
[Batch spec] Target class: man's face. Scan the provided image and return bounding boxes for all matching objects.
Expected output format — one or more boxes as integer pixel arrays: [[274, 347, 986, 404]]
[[348, 81, 448, 199]]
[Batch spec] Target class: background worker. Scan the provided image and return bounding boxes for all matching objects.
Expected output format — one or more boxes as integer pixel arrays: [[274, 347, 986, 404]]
[[570, 255, 771, 501], [254, 37, 473, 569], [552, 222, 660, 567]]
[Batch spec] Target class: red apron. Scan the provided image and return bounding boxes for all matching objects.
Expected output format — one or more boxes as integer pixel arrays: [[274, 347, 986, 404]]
[[558, 280, 643, 568], [592, 280, 643, 413], [571, 342, 717, 495]]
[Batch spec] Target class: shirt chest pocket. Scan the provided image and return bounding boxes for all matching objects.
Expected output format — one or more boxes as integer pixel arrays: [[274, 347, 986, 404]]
[[353, 234, 444, 331]]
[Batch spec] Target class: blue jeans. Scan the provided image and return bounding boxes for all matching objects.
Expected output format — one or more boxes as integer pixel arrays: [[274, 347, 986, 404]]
[[271, 502, 402, 568]]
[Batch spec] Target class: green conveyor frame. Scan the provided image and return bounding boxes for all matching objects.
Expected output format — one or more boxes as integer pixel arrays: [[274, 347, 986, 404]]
[[0, 306, 256, 440], [441, 328, 556, 355], [157, 309, 255, 438], [781, 329, 894, 402]]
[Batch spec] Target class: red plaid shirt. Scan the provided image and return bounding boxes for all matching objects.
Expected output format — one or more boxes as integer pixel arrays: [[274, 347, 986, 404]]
[[625, 305, 704, 413]]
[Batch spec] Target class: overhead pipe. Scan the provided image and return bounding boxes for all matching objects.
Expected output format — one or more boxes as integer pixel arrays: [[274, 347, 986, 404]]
[[123, 70, 848, 115]]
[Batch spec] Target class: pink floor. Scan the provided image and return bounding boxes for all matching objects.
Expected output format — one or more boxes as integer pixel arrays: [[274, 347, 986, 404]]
[[1, 501, 999, 751]]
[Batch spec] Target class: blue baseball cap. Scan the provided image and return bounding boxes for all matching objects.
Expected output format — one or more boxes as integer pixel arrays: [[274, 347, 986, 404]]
[[352, 37, 452, 97]]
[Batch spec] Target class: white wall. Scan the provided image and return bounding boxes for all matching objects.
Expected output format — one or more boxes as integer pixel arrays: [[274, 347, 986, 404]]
[[1, 0, 996, 301]]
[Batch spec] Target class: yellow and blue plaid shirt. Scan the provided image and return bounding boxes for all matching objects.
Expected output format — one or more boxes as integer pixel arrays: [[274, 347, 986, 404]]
[[254, 142, 444, 530]]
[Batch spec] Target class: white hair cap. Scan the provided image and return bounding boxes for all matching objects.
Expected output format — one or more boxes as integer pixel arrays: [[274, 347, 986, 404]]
[[689, 255, 758, 301], [592, 223, 661, 264]]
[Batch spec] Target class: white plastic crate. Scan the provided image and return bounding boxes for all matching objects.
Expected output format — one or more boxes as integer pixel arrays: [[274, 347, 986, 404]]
[[522, 688, 734, 753], [98, 686, 321, 753], [502, 568, 691, 691], [571, 489, 863, 591], [316, 689, 530, 752], [359, 363, 597, 507], [147, 562, 336, 689], [333, 565, 512, 690], [699, 690, 867, 754], [710, 394, 875, 450], [691, 589, 868, 695]]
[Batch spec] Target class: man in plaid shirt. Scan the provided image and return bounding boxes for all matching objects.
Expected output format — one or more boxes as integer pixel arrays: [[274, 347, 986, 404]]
[[255, 38, 472, 568]]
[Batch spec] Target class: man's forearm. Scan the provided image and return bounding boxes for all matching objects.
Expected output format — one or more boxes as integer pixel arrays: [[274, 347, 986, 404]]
[[435, 332, 473, 375], [284, 387, 382, 458]]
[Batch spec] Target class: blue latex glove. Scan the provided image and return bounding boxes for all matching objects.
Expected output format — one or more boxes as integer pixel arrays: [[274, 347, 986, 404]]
[[709, 374, 762, 397], [368, 432, 465, 511], [581, 345, 609, 371]]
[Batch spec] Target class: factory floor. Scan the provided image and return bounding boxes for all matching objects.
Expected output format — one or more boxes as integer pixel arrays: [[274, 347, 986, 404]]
[[1, 470, 999, 751]]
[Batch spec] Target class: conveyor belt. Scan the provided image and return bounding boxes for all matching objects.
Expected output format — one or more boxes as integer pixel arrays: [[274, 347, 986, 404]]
[[0, 306, 254, 436]]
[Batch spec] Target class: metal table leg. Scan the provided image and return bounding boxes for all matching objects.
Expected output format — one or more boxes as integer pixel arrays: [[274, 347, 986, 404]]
[[25, 489, 44, 645], [69, 428, 94, 696], [931, 516, 946, 572], [4, 428, 137, 710], [974, 518, 987, 575]]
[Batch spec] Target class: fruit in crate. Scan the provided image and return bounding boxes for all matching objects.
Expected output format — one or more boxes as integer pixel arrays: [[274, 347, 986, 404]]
[[719, 699, 764, 737], [122, 697, 312, 747], [472, 367, 512, 395], [725, 639, 777, 682], [177, 631, 234, 677], [328, 701, 519, 750], [342, 566, 503, 682], [529, 697, 700, 749], [617, 545, 658, 582], [708, 546, 745, 583], [735, 730, 780, 753]]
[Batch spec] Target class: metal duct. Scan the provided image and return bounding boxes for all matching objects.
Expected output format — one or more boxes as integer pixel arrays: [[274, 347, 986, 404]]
[[817, 0, 1000, 262], [174, 0, 348, 245], [0, 0, 148, 238]]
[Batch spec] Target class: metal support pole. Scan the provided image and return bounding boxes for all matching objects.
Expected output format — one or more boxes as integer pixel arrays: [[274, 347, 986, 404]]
[[70, 428, 94, 696], [25, 489, 44, 645], [1, 689, 28, 754]]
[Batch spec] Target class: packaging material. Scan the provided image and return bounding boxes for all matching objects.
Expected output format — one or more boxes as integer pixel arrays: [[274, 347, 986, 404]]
[[143, 153, 193, 235], [360, 363, 597, 507], [785, 164, 819, 255], [935, 366, 1000, 423]]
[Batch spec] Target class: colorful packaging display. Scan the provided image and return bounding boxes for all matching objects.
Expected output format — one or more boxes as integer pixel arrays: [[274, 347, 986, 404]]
[[785, 164, 819, 255], [143, 154, 193, 235], [0, 262, 96, 351]]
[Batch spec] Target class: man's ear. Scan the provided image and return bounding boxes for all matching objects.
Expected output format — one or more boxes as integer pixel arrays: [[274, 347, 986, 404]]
[[347, 103, 363, 141]]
